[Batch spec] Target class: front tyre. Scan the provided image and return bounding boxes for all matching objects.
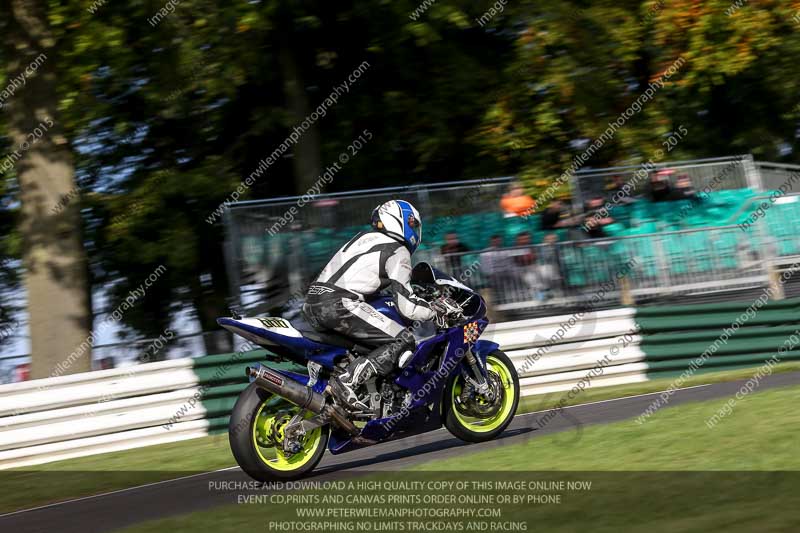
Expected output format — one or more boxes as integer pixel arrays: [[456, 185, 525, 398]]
[[229, 383, 328, 482], [444, 350, 519, 443]]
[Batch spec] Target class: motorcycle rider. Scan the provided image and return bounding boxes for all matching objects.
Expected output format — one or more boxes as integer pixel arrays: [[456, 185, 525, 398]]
[[302, 200, 446, 410]]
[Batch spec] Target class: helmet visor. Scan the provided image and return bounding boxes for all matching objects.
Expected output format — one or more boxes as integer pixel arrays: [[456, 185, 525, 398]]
[[407, 214, 421, 244]]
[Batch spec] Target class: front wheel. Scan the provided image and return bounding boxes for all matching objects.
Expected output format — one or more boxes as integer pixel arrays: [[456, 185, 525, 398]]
[[444, 350, 519, 442], [229, 383, 328, 481]]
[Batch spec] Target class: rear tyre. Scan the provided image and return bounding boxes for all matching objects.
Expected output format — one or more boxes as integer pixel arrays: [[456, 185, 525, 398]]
[[444, 350, 519, 443], [229, 383, 328, 481]]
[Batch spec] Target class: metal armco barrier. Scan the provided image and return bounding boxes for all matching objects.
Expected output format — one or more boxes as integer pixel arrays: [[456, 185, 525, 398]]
[[1, 298, 799, 470]]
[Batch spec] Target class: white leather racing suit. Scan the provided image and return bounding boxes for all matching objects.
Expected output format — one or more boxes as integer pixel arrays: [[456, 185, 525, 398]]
[[302, 230, 436, 375]]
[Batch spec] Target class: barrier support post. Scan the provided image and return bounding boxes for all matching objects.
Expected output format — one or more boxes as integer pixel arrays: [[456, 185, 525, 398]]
[[620, 276, 634, 306], [768, 264, 785, 300]]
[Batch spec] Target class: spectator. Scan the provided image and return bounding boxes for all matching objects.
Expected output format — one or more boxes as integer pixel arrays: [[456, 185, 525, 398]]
[[582, 196, 615, 239], [673, 174, 700, 203], [480, 235, 515, 303], [649, 169, 673, 202], [440, 231, 469, 274], [540, 199, 569, 230], [500, 182, 536, 217], [606, 174, 637, 205], [512, 232, 536, 267], [538, 233, 564, 297], [511, 232, 545, 301]]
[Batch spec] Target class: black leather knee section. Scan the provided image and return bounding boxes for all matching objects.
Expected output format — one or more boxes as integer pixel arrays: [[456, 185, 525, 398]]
[[397, 328, 416, 347], [368, 334, 415, 375]]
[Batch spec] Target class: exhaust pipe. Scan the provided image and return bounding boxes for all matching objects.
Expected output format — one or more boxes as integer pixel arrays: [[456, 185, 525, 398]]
[[247, 365, 360, 436], [247, 366, 326, 413]]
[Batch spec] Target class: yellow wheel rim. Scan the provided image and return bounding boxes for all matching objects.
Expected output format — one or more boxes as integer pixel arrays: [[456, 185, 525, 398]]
[[451, 355, 516, 433], [251, 395, 324, 472]]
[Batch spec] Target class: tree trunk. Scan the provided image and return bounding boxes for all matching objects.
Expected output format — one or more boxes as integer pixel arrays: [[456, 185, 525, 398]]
[[278, 32, 322, 195], [191, 286, 234, 356], [3, 0, 92, 378]]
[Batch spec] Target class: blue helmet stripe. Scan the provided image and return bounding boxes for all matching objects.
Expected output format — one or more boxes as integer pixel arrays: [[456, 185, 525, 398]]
[[395, 200, 420, 253]]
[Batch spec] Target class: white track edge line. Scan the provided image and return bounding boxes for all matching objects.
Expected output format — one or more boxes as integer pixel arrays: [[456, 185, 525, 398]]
[[516, 384, 712, 417], [0, 466, 240, 519]]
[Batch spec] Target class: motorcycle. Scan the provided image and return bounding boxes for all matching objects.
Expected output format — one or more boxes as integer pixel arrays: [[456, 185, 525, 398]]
[[218, 262, 520, 481]]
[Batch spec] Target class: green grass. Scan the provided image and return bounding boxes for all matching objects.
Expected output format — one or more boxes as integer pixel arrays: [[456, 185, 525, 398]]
[[17, 433, 235, 473], [0, 434, 235, 514], [421, 383, 800, 471], [3, 362, 799, 515], [117, 384, 800, 533]]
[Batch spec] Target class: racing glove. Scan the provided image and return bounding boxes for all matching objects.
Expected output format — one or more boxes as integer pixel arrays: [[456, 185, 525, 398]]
[[430, 297, 461, 329], [429, 299, 450, 329]]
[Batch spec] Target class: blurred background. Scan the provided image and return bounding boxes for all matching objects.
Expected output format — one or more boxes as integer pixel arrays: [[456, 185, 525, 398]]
[[2, 0, 800, 381]]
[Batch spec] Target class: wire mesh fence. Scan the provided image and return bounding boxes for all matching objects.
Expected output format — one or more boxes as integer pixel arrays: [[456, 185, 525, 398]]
[[225, 178, 515, 308], [755, 161, 800, 194], [571, 155, 754, 210], [426, 224, 771, 314], [223, 155, 789, 317]]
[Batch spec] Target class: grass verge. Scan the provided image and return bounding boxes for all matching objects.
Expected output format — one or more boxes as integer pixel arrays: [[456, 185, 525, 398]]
[[422, 382, 800, 471], [0, 435, 235, 514]]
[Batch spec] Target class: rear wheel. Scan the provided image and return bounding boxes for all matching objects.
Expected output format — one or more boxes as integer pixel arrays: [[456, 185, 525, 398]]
[[229, 383, 328, 481], [444, 350, 519, 442]]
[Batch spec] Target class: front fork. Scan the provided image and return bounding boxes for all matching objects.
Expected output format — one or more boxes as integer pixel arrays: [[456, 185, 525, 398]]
[[461, 348, 496, 402]]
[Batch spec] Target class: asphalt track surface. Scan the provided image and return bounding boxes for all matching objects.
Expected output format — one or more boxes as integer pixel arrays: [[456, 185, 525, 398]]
[[4, 370, 800, 533]]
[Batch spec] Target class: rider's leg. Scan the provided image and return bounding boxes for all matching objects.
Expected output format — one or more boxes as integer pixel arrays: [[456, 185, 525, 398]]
[[305, 298, 414, 410], [332, 329, 415, 409]]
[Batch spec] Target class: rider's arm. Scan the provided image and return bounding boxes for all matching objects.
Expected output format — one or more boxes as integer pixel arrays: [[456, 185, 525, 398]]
[[385, 246, 437, 322]]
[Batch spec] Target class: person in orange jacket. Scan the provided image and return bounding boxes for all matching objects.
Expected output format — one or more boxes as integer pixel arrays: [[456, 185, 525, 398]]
[[500, 182, 536, 217]]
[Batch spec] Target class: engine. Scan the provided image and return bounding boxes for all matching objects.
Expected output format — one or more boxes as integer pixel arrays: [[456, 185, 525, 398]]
[[379, 380, 410, 418]]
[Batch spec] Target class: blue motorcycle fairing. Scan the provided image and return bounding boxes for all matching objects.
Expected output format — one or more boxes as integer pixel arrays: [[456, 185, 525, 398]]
[[217, 317, 348, 369], [328, 319, 493, 455], [394, 328, 462, 407], [328, 406, 440, 454], [474, 339, 500, 360], [367, 295, 407, 326], [395, 317, 489, 413]]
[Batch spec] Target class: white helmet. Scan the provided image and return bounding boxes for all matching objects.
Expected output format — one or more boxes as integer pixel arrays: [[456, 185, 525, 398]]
[[371, 200, 422, 253]]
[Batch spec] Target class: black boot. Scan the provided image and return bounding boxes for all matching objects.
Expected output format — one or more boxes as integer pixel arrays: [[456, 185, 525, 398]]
[[329, 356, 378, 411], [329, 336, 414, 411]]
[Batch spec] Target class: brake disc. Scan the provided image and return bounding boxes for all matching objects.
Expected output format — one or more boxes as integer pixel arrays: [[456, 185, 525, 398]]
[[255, 409, 294, 449], [456, 372, 505, 418]]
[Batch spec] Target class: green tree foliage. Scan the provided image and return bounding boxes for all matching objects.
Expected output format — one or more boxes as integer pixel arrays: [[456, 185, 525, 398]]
[[475, 0, 800, 204]]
